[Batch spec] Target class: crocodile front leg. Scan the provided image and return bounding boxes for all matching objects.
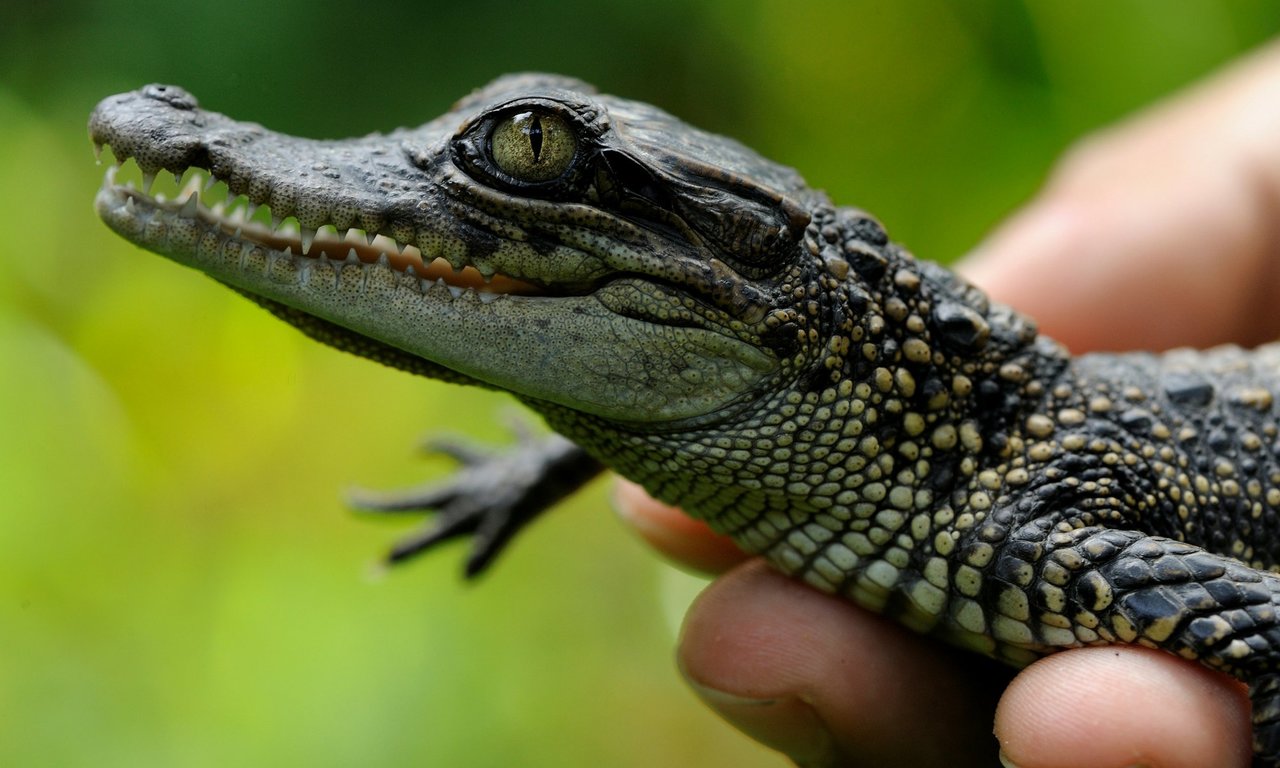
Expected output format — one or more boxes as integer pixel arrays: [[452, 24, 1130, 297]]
[[351, 430, 603, 576], [974, 522, 1280, 766]]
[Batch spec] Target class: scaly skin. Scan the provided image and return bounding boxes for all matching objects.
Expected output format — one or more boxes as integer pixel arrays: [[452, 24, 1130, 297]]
[[91, 76, 1280, 764]]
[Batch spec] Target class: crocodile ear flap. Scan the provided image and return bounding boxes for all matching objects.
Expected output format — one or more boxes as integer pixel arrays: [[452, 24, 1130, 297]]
[[594, 148, 810, 270], [668, 177, 810, 271]]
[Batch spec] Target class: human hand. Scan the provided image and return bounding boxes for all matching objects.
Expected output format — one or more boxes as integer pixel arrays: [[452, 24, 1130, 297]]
[[615, 39, 1280, 768]]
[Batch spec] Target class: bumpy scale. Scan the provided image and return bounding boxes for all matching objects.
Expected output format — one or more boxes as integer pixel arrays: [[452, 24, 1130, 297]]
[[91, 76, 1280, 764]]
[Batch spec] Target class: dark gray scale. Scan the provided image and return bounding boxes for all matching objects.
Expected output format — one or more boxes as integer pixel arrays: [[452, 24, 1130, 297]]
[[1063, 348, 1280, 568]]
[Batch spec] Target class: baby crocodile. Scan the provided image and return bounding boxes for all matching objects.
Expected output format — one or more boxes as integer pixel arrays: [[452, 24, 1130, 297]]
[[91, 75, 1280, 764]]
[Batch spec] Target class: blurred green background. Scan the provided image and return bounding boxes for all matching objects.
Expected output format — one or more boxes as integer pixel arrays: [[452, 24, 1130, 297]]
[[2, 1, 1278, 765]]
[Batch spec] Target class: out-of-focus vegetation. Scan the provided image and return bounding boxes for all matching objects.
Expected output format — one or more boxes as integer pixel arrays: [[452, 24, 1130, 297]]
[[2, 2, 1277, 765]]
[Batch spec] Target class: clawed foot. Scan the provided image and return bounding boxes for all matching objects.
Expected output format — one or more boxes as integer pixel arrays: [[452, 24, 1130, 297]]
[[349, 423, 602, 577]]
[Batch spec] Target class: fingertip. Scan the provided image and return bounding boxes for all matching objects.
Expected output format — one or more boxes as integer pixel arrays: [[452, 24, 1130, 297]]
[[676, 562, 847, 764], [679, 562, 1004, 766], [953, 201, 1088, 315], [995, 646, 1251, 768], [677, 561, 842, 694], [955, 196, 1201, 354], [611, 479, 750, 574]]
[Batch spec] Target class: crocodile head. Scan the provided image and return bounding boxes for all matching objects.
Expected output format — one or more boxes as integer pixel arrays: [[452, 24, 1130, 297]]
[[90, 75, 828, 426]]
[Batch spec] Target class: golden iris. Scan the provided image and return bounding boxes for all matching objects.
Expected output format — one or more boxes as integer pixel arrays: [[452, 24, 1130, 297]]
[[490, 111, 576, 182]]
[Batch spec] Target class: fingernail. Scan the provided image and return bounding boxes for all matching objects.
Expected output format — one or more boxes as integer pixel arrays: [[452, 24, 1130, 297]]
[[610, 479, 652, 524], [684, 677, 836, 766], [998, 751, 1023, 768]]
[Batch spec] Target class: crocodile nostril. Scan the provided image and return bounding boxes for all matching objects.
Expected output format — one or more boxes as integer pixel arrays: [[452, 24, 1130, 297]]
[[142, 84, 198, 110]]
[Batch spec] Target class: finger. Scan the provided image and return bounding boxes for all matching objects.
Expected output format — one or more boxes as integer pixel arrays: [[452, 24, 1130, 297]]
[[612, 479, 751, 574], [959, 40, 1280, 354], [995, 645, 1252, 768], [679, 561, 1010, 767]]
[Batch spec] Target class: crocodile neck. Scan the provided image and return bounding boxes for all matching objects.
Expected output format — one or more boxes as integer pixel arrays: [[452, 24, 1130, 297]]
[[538, 200, 1067, 557]]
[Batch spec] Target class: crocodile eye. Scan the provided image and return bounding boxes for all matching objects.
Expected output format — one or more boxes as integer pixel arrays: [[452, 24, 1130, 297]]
[[489, 111, 576, 183]]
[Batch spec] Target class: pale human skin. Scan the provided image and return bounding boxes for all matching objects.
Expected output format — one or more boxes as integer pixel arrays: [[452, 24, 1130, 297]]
[[615, 40, 1280, 768]]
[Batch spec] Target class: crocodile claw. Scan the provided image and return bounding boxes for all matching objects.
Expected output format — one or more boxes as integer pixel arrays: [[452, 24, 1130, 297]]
[[349, 428, 603, 577]]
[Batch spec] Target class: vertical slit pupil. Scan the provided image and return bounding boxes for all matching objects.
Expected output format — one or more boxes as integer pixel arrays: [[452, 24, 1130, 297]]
[[528, 115, 544, 162]]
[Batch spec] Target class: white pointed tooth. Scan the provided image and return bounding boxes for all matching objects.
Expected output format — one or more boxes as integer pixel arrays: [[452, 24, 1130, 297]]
[[447, 285, 463, 299], [204, 174, 219, 192], [124, 196, 135, 210], [346, 248, 360, 264], [180, 192, 199, 217], [271, 212, 283, 229], [345, 228, 365, 243], [376, 252, 390, 267], [105, 165, 118, 183], [300, 226, 315, 255], [245, 201, 258, 220], [319, 225, 342, 247], [401, 243, 424, 265], [371, 234, 399, 253], [180, 174, 203, 200], [93, 143, 104, 162], [142, 171, 156, 194]]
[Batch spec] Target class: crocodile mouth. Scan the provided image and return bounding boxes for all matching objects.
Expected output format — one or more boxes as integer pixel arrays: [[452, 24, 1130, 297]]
[[94, 150, 540, 299]]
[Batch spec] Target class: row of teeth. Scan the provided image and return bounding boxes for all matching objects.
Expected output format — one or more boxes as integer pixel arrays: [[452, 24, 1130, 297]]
[[99, 151, 529, 294], [106, 161, 429, 264]]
